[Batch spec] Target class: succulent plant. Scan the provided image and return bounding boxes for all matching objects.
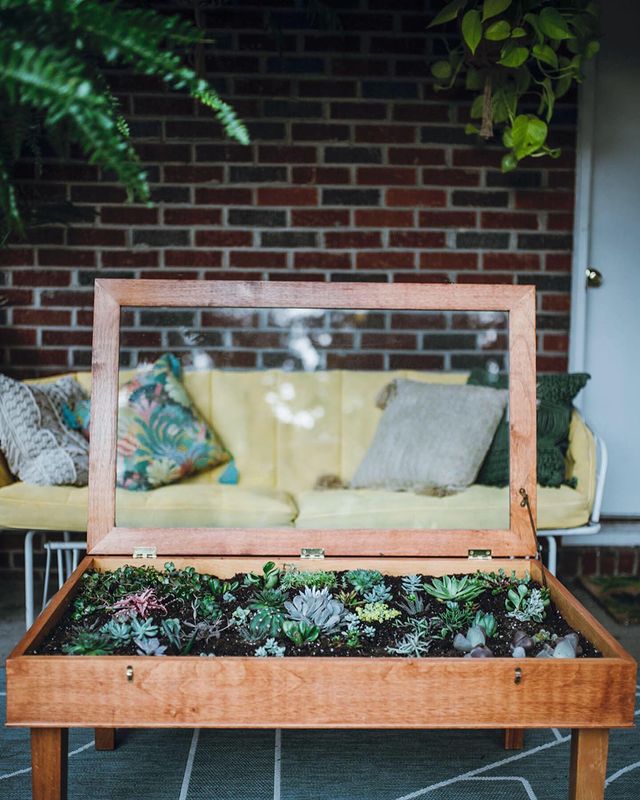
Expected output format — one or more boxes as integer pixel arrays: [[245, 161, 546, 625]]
[[401, 575, 424, 595], [285, 587, 346, 633], [244, 561, 280, 590], [464, 645, 494, 659], [423, 575, 484, 604], [387, 619, 433, 658], [345, 569, 384, 595], [280, 568, 337, 591], [249, 589, 287, 612], [355, 602, 401, 623], [453, 625, 486, 652], [536, 632, 580, 659], [251, 608, 285, 639], [476, 568, 524, 595], [207, 577, 239, 597], [363, 582, 393, 604], [335, 589, 360, 608], [433, 602, 475, 639], [397, 592, 426, 616], [198, 594, 222, 621], [112, 588, 167, 620], [473, 611, 498, 638], [282, 619, 320, 646], [160, 618, 183, 650], [255, 638, 286, 658], [101, 619, 132, 646], [134, 636, 167, 656], [505, 586, 550, 623], [512, 630, 535, 658], [63, 630, 114, 656], [130, 616, 159, 639]]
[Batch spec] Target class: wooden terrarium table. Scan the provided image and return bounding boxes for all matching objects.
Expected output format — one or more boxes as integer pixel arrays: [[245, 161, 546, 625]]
[[6, 280, 636, 800]]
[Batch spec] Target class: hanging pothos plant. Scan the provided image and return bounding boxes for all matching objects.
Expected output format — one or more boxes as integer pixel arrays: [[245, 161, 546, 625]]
[[428, 0, 600, 171]]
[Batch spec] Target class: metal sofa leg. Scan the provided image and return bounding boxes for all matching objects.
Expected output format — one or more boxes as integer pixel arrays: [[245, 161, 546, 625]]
[[25, 530, 37, 629], [546, 535, 558, 576]]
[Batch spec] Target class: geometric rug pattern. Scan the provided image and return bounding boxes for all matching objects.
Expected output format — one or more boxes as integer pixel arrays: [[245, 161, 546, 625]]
[[1, 670, 638, 800]]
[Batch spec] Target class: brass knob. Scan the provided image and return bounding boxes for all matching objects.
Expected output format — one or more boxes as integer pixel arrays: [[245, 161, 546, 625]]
[[586, 267, 603, 288]]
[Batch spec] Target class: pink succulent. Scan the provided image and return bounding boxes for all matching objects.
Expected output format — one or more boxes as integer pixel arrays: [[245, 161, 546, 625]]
[[112, 588, 167, 620]]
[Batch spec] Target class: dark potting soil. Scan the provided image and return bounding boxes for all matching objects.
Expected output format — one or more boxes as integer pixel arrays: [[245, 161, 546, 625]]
[[33, 569, 602, 659]]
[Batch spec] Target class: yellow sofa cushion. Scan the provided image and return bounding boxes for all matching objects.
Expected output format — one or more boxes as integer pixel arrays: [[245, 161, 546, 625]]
[[294, 483, 592, 531], [0, 481, 297, 531]]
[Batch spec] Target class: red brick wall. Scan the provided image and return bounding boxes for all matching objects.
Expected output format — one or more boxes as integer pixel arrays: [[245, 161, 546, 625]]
[[0, 0, 575, 379]]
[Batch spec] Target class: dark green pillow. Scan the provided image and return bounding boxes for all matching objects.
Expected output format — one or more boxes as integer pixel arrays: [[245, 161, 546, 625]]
[[467, 370, 590, 488]]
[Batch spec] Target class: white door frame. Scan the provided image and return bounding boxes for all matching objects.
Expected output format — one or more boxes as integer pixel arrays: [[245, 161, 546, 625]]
[[569, 59, 597, 382], [567, 58, 640, 545]]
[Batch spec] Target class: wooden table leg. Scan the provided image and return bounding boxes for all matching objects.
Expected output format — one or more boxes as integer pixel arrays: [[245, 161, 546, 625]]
[[569, 728, 609, 800], [95, 727, 116, 751], [504, 728, 525, 750], [31, 728, 68, 800]]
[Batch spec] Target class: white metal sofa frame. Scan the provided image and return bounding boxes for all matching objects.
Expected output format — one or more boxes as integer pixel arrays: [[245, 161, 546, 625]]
[[21, 425, 608, 629]]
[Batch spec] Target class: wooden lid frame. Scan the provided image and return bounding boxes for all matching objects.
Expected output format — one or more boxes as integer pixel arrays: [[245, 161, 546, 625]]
[[88, 279, 537, 559]]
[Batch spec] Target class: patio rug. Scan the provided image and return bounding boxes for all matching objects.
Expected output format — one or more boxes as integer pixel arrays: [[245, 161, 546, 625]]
[[579, 576, 640, 625], [1, 670, 638, 800]]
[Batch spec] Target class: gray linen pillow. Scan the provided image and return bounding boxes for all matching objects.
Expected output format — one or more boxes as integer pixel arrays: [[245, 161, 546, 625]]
[[350, 379, 508, 494], [0, 374, 90, 486]]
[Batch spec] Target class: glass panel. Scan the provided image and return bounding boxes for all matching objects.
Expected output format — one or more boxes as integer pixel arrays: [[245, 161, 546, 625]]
[[112, 306, 509, 530]]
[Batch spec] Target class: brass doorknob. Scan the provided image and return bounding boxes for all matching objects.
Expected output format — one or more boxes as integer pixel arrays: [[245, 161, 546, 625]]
[[586, 267, 603, 288]]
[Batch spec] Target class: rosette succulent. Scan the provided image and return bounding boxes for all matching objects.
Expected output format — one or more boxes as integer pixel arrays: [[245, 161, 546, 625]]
[[284, 587, 346, 634]]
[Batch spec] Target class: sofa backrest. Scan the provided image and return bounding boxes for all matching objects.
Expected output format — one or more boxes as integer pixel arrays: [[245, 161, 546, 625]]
[[54, 369, 596, 503]]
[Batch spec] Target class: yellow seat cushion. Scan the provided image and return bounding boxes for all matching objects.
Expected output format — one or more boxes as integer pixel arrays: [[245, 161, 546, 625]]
[[0, 481, 296, 531], [294, 483, 592, 531]]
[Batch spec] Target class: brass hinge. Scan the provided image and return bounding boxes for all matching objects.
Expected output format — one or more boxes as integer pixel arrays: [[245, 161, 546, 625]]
[[300, 547, 325, 559], [133, 546, 157, 559], [468, 549, 492, 560]]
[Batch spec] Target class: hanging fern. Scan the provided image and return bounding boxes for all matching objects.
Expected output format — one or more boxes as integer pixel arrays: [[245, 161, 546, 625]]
[[0, 0, 249, 240]]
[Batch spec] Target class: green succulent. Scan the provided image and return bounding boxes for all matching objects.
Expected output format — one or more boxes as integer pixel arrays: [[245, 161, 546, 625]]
[[244, 561, 280, 590], [208, 578, 240, 597], [251, 608, 285, 639], [63, 631, 114, 656], [505, 585, 550, 623], [401, 575, 425, 595], [282, 619, 320, 646], [254, 638, 286, 658], [345, 569, 384, 595], [355, 602, 401, 624], [280, 569, 337, 591], [100, 619, 132, 646], [130, 616, 158, 639], [473, 611, 498, 638], [433, 602, 475, 639], [160, 618, 183, 650], [198, 594, 221, 621], [335, 589, 360, 608], [423, 575, 485, 604], [248, 589, 287, 612], [363, 582, 393, 604]]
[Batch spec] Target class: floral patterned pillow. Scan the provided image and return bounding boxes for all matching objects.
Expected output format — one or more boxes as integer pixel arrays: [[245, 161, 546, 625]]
[[116, 354, 229, 491]]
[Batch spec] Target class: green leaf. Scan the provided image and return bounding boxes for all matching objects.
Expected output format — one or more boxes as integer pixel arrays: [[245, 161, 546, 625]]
[[470, 94, 485, 118], [482, 0, 512, 22], [538, 7, 572, 40], [533, 43, 558, 68], [585, 40, 600, 59], [462, 9, 482, 55], [428, 0, 467, 28], [555, 74, 572, 100], [511, 26, 527, 38], [501, 152, 518, 172], [485, 20, 511, 41], [465, 123, 481, 135], [510, 114, 548, 159], [431, 60, 453, 80], [465, 67, 484, 90], [498, 44, 529, 68]]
